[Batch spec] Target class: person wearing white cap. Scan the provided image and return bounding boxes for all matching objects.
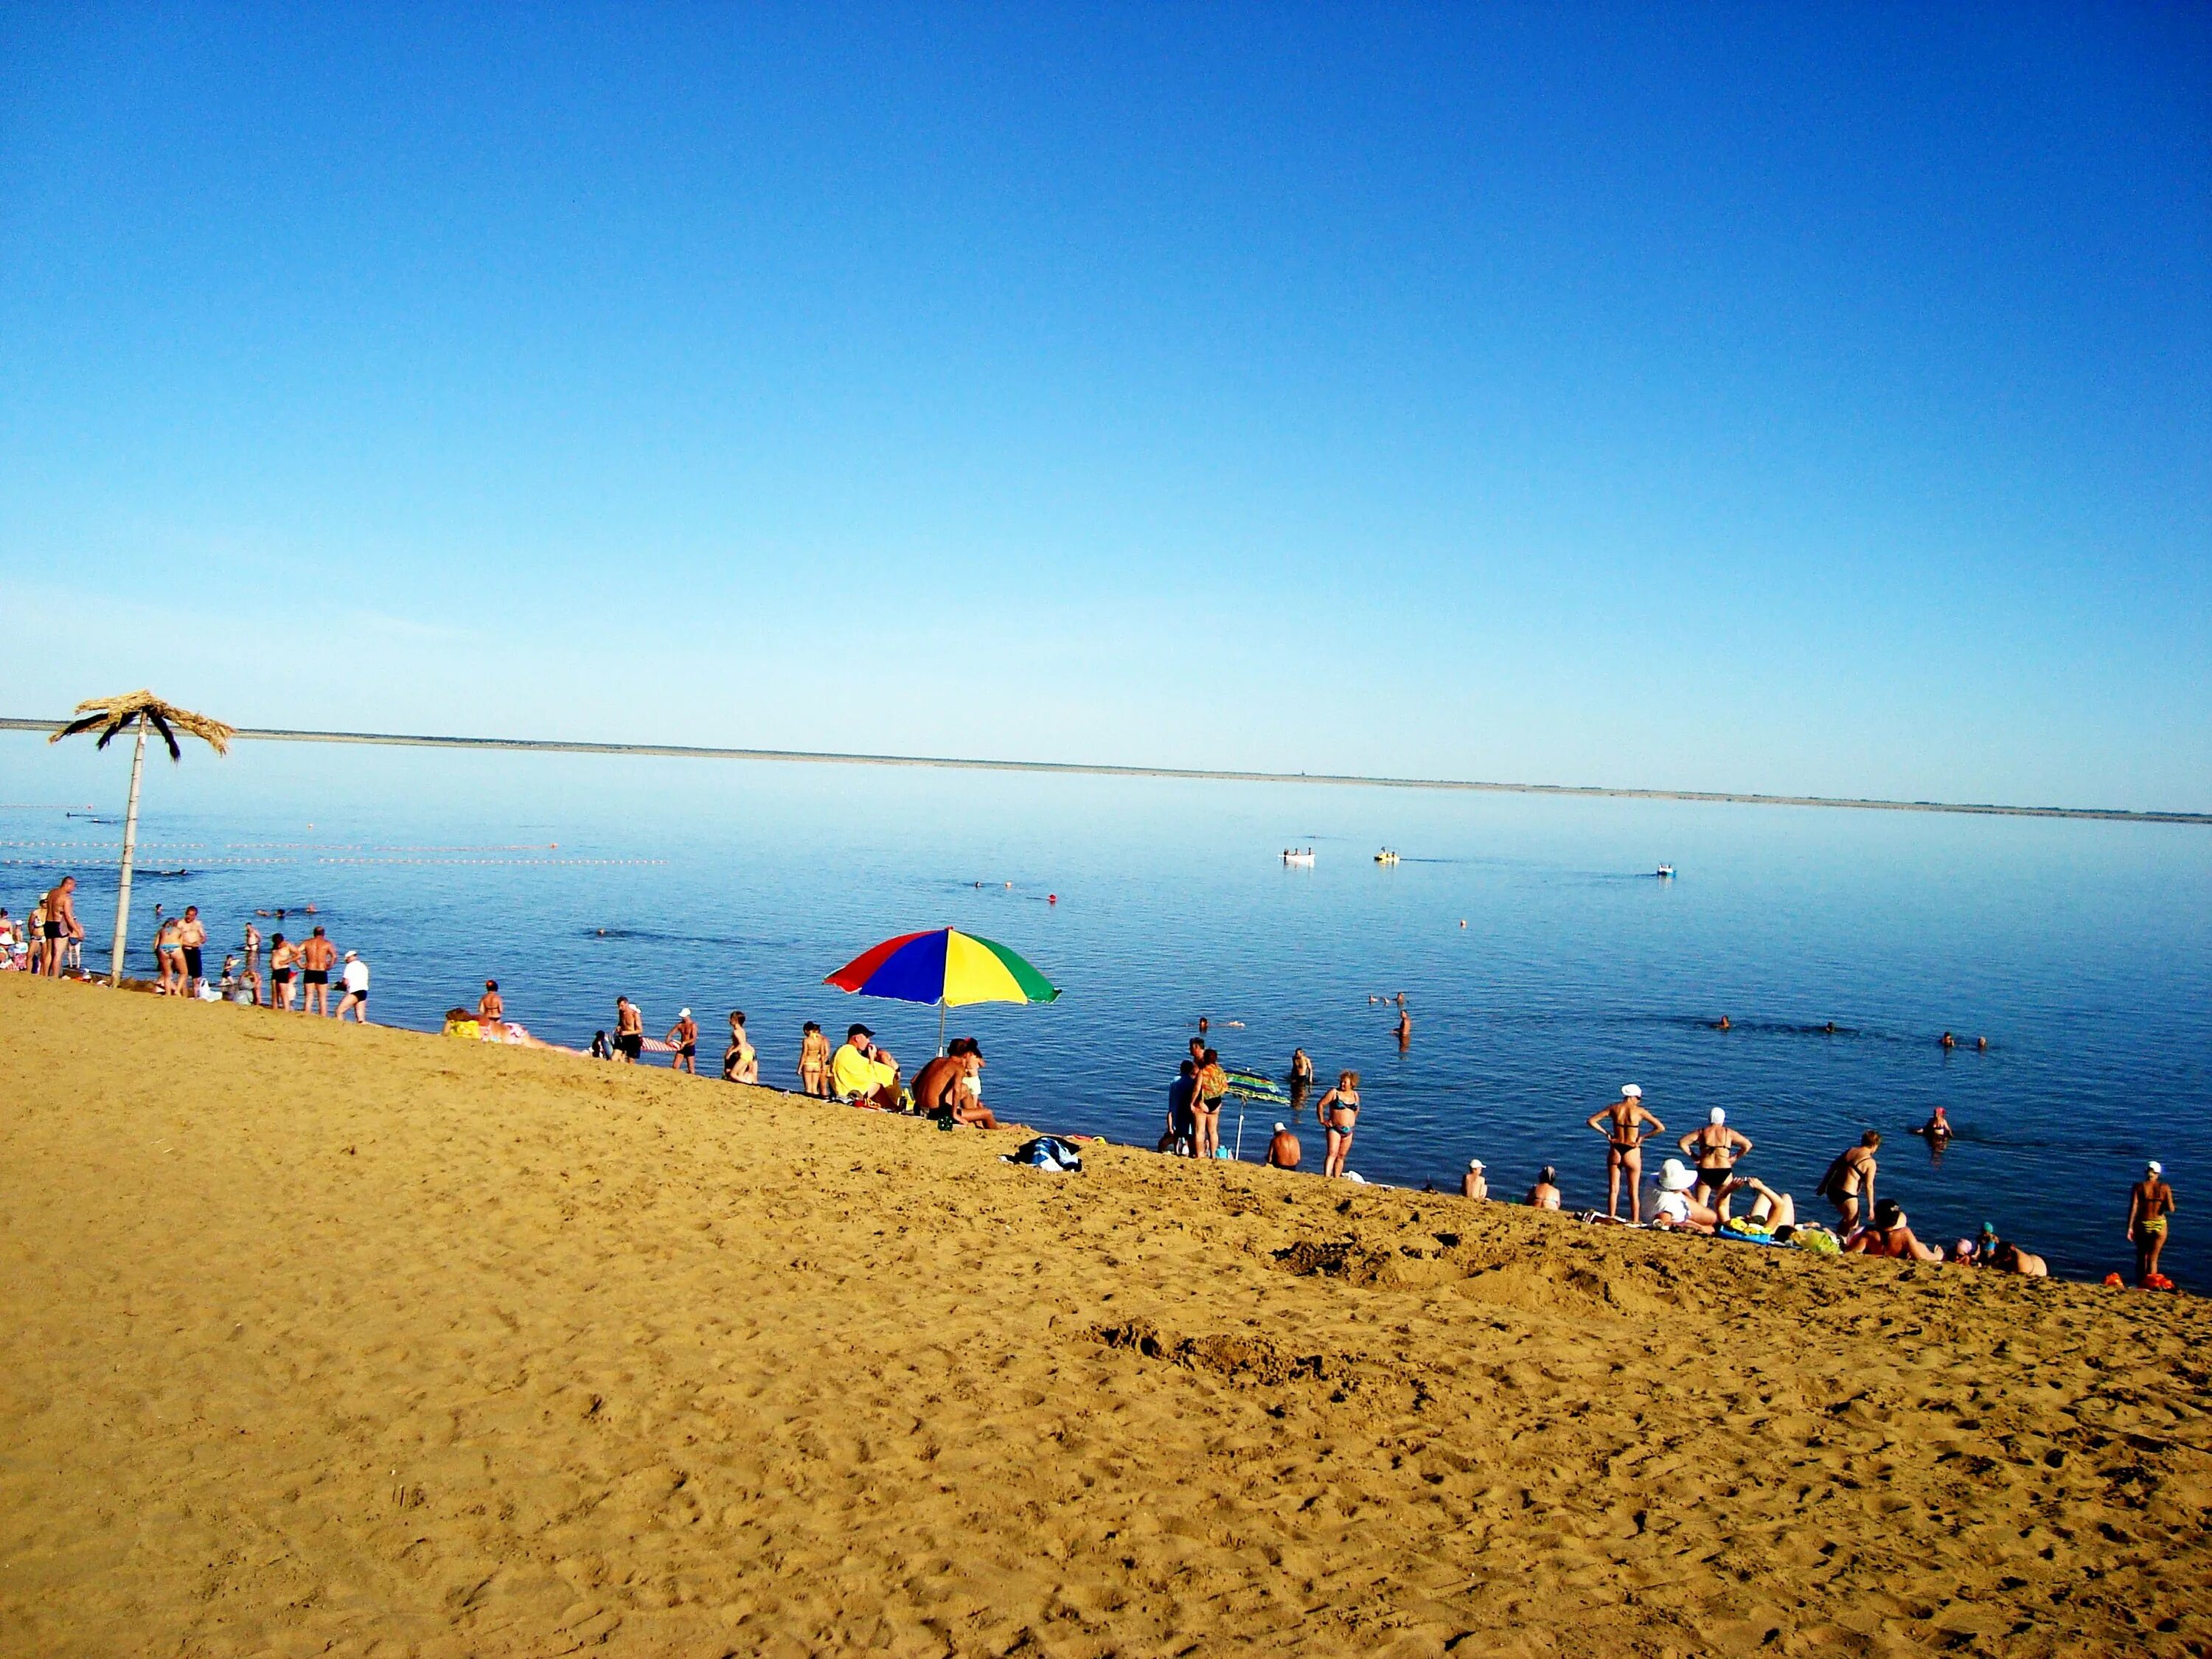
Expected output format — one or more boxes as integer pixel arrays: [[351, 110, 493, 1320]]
[[335, 949, 371, 1024], [664, 1007, 700, 1074], [1461, 1158, 1489, 1201], [2128, 1161, 2177, 1287], [1585, 1084, 1666, 1222], [1265, 1120, 1301, 1171], [1678, 1105, 1753, 1221]]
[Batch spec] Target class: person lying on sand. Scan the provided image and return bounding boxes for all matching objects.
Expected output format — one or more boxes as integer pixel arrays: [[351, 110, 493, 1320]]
[[1719, 1178, 1797, 1237], [1988, 1239, 2048, 1277], [1461, 1158, 1486, 1200], [1528, 1166, 1562, 1210], [1266, 1122, 1301, 1170], [1844, 1199, 1944, 1262]]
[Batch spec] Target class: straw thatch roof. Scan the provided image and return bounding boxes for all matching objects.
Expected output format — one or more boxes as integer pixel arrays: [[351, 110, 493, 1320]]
[[49, 691, 234, 761]]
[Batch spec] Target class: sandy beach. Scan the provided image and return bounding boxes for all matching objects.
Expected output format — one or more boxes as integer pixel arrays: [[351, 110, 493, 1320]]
[[3, 973, 2207, 1658]]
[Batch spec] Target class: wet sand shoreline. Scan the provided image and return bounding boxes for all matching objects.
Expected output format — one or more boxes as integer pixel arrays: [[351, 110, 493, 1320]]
[[2, 973, 2207, 1657]]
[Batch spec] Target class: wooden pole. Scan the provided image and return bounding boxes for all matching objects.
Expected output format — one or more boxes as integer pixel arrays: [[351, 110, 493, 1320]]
[[109, 719, 146, 985]]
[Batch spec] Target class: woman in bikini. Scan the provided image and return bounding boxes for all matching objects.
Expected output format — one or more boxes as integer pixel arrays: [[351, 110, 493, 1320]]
[[1318, 1070, 1361, 1178], [723, 1010, 758, 1083], [153, 914, 185, 994], [798, 1021, 831, 1097], [1819, 1131, 1882, 1230], [1585, 1085, 1665, 1222], [1678, 1108, 1753, 1220]]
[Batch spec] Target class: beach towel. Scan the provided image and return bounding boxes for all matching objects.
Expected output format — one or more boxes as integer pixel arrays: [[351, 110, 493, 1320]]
[[1004, 1135, 1083, 1173]]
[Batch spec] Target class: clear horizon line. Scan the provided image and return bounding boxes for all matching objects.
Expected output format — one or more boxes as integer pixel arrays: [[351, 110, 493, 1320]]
[[3, 717, 2205, 827]]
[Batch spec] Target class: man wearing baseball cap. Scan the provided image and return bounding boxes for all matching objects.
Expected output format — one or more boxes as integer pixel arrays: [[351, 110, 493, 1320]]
[[2129, 1161, 2177, 1288], [831, 1023, 901, 1110], [1265, 1119, 1301, 1170]]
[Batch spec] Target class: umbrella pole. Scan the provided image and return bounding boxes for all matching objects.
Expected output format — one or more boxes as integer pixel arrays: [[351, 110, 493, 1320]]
[[1234, 1103, 1246, 1162], [936, 999, 947, 1057]]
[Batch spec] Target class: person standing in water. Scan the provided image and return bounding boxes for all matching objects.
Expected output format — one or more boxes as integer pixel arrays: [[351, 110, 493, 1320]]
[[2129, 1161, 2177, 1287], [1317, 1070, 1360, 1178], [1585, 1085, 1666, 1222], [1395, 1001, 1411, 1048], [1288, 1048, 1315, 1113], [299, 926, 338, 1016], [268, 933, 297, 1011], [665, 1008, 700, 1074]]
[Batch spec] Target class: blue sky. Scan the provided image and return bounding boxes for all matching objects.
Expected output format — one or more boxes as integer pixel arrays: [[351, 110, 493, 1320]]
[[3, 4, 2207, 810]]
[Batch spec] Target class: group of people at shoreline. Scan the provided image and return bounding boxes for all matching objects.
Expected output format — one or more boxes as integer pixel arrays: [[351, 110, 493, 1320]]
[[10, 875, 2183, 1290]]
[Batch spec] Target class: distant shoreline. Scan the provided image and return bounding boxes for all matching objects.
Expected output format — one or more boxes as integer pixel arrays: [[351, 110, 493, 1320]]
[[4, 717, 2205, 826]]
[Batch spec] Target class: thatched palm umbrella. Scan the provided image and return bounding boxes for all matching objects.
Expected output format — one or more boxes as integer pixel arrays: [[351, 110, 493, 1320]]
[[49, 692, 234, 984]]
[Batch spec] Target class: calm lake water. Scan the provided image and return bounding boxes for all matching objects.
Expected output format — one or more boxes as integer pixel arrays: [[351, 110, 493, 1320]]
[[6, 733, 2208, 1288]]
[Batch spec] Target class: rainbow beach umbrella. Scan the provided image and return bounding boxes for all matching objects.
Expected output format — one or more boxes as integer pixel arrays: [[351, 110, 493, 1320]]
[[825, 927, 1061, 1054]]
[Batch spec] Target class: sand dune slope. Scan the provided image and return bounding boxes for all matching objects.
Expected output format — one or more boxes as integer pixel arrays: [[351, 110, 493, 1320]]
[[1, 975, 2207, 1658]]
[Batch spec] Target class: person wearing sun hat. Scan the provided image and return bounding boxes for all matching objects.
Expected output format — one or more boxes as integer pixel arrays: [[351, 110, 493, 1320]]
[[1652, 1158, 1719, 1232], [1265, 1120, 1301, 1170], [2129, 1161, 2177, 1287], [1461, 1157, 1489, 1201]]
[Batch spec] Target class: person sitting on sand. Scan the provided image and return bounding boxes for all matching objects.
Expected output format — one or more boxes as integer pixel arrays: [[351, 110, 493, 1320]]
[[1528, 1166, 1562, 1210], [1818, 1131, 1882, 1231], [1652, 1159, 1720, 1232], [1317, 1071, 1360, 1178], [1461, 1158, 1487, 1200], [2128, 1161, 2177, 1287], [1949, 1238, 1980, 1265], [831, 1024, 900, 1110], [1265, 1121, 1301, 1170], [1845, 1199, 1944, 1262], [1918, 1105, 1953, 1145], [590, 1030, 611, 1060], [1587, 1085, 1665, 1223], [798, 1021, 831, 1096], [1679, 1107, 1753, 1220], [913, 1046, 965, 1121], [722, 1010, 758, 1083]]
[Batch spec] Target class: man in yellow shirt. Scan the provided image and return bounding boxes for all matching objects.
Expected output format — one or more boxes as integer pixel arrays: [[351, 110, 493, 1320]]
[[830, 1023, 902, 1110]]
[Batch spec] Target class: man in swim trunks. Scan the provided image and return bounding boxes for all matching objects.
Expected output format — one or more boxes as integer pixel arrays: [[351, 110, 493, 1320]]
[[1527, 1166, 1562, 1210], [2128, 1161, 2177, 1287], [912, 1046, 965, 1120], [1586, 1085, 1666, 1222], [39, 877, 77, 978], [665, 1008, 700, 1074], [830, 1024, 900, 1109], [299, 926, 338, 1015], [1265, 1121, 1301, 1170], [1678, 1107, 1753, 1220], [1844, 1198, 1944, 1262], [1460, 1158, 1486, 1200], [177, 905, 206, 996], [1819, 1131, 1881, 1230], [613, 996, 644, 1062]]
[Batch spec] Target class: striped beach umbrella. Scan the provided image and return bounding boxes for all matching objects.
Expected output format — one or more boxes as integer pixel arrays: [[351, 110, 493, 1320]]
[[825, 927, 1061, 1054]]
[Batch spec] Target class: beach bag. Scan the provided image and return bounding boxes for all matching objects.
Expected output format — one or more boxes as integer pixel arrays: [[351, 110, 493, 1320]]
[[1004, 1135, 1083, 1173]]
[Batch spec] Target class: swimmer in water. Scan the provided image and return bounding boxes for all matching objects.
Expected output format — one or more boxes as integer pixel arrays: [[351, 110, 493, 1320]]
[[1975, 1036, 1989, 1051], [1715, 1015, 1731, 1030], [1918, 1105, 1953, 1144], [1940, 1032, 1957, 1049]]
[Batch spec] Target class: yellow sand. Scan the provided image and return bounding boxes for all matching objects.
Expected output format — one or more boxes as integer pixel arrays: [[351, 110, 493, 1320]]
[[1, 975, 2206, 1658]]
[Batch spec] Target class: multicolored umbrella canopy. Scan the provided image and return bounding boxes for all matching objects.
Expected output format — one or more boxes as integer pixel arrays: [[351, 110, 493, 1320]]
[[826, 927, 1061, 1010]]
